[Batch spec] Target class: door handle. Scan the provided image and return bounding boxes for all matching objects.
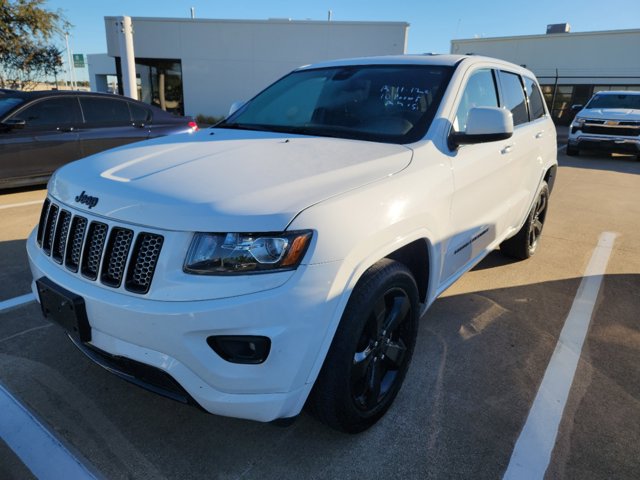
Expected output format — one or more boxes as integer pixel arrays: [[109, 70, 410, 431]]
[[57, 126, 74, 132], [501, 145, 513, 154], [535, 131, 544, 139]]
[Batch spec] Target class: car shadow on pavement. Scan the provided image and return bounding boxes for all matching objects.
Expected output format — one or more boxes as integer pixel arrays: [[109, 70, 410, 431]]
[[559, 152, 640, 175], [0, 272, 638, 480]]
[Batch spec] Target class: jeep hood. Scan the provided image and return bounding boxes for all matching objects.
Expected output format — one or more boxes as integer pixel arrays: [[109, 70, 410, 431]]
[[49, 129, 413, 232], [579, 108, 640, 121]]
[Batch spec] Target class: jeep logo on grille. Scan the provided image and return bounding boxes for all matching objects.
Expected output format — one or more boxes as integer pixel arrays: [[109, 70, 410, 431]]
[[75, 191, 99, 209]]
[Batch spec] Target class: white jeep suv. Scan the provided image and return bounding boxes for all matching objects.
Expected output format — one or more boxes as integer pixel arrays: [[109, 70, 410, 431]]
[[567, 90, 640, 159], [28, 55, 557, 433]]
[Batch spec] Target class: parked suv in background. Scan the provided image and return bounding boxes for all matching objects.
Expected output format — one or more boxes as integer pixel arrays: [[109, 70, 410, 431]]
[[28, 55, 557, 433], [0, 90, 198, 189], [567, 90, 640, 159]]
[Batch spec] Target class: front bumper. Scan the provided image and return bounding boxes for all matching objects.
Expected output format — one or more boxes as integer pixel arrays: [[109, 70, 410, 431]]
[[27, 228, 344, 422], [568, 132, 640, 155]]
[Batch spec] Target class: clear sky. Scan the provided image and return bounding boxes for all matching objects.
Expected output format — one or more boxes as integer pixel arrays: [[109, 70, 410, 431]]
[[46, 0, 640, 82]]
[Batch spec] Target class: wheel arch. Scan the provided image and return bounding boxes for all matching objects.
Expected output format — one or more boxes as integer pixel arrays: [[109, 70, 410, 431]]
[[544, 164, 558, 193], [385, 238, 430, 304]]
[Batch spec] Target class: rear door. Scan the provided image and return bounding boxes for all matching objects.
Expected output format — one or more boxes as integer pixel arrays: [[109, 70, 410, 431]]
[[2, 96, 82, 181], [496, 70, 544, 228], [78, 96, 150, 157]]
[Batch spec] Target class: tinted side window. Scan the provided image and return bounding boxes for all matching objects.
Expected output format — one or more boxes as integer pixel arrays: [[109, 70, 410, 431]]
[[80, 97, 131, 125], [129, 103, 151, 123], [499, 71, 528, 126], [524, 77, 545, 120], [16, 97, 81, 127], [454, 69, 498, 132]]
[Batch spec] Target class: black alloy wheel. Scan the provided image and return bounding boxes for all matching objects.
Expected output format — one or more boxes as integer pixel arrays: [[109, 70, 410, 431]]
[[307, 258, 419, 433], [351, 287, 412, 412], [528, 189, 547, 254], [500, 181, 550, 260]]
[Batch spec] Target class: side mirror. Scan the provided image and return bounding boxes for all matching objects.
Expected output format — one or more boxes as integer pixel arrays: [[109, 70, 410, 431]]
[[228, 100, 245, 116], [3, 118, 26, 130], [449, 107, 513, 148], [571, 104, 584, 112]]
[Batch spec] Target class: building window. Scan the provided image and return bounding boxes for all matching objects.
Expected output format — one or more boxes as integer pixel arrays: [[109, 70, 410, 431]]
[[115, 57, 184, 116]]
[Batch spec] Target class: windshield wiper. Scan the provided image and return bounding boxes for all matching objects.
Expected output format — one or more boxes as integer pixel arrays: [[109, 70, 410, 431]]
[[215, 122, 272, 132]]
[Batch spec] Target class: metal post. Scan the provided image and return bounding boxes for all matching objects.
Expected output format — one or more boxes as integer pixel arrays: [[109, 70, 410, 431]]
[[116, 16, 138, 100], [550, 68, 559, 120], [64, 34, 74, 89]]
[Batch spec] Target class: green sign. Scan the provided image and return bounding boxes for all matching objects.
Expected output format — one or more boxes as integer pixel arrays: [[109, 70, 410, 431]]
[[73, 53, 84, 68]]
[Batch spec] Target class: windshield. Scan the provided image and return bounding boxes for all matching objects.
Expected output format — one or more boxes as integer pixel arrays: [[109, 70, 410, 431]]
[[0, 97, 24, 117], [586, 93, 640, 110], [218, 65, 454, 144]]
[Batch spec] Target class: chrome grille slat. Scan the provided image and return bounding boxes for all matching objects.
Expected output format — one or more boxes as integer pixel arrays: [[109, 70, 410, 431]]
[[37, 198, 51, 246], [125, 233, 164, 294], [65, 216, 88, 272], [52, 210, 71, 264], [81, 222, 108, 280], [42, 204, 59, 255], [36, 200, 163, 294], [101, 228, 134, 288]]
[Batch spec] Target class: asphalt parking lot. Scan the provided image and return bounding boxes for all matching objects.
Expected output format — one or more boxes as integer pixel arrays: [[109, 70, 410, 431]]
[[1, 130, 639, 479]]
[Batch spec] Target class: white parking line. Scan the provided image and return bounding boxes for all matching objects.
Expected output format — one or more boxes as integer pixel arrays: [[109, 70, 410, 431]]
[[0, 199, 43, 210], [557, 144, 566, 152], [503, 231, 616, 480], [0, 384, 100, 479], [0, 293, 36, 313]]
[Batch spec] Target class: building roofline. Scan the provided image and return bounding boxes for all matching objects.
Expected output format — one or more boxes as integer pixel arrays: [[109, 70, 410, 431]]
[[104, 16, 409, 27], [451, 27, 640, 43]]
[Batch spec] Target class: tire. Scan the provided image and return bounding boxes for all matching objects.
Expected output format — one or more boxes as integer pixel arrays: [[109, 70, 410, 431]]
[[500, 182, 550, 260], [306, 258, 419, 433], [566, 144, 579, 156]]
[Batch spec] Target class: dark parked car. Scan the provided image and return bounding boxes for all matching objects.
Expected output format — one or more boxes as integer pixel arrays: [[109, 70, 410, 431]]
[[0, 89, 198, 189]]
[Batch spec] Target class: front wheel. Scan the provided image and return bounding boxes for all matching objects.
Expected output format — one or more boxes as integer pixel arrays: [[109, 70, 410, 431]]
[[500, 182, 550, 260], [307, 259, 419, 433], [566, 144, 579, 156]]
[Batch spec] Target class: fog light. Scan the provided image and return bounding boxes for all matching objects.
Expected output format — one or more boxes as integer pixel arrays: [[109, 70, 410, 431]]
[[207, 336, 271, 364]]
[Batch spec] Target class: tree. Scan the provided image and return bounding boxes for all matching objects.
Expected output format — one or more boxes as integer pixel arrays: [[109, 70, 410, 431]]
[[0, 0, 69, 89], [1, 44, 63, 89]]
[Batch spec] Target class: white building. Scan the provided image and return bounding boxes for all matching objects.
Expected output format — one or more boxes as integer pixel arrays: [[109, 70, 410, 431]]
[[451, 27, 640, 124], [90, 17, 408, 118]]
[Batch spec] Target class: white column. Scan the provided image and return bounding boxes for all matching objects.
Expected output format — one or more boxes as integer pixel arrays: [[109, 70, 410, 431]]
[[116, 16, 138, 100]]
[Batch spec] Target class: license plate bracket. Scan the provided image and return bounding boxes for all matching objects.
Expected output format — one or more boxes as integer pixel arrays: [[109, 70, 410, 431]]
[[36, 277, 91, 342]]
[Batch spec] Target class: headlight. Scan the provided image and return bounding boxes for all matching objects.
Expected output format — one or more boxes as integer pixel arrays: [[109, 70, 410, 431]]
[[184, 230, 313, 275], [571, 117, 585, 129]]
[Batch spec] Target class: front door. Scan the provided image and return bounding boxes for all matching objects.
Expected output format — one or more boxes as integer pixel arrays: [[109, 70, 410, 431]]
[[2, 96, 82, 183], [444, 68, 515, 281]]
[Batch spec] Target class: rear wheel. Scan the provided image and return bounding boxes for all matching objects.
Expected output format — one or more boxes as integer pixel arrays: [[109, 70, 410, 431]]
[[500, 182, 550, 260], [307, 259, 419, 433]]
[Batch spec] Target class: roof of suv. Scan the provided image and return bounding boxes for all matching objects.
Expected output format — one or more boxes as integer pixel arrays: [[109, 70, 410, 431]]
[[593, 90, 640, 96], [297, 53, 535, 77], [0, 89, 134, 100]]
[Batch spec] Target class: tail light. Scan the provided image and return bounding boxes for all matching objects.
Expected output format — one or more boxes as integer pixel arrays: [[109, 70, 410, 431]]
[[188, 121, 199, 132]]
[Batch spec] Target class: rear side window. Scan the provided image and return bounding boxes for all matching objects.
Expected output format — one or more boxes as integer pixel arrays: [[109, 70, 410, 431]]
[[80, 97, 131, 125], [499, 71, 528, 126], [0, 97, 24, 117], [454, 69, 499, 132], [524, 77, 546, 120], [129, 103, 151, 123], [14, 97, 81, 127]]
